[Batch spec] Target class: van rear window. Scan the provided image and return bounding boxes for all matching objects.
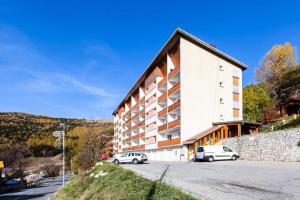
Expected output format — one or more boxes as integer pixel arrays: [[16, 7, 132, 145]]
[[197, 147, 204, 152]]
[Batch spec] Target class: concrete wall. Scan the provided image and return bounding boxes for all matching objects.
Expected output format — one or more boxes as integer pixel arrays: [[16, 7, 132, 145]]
[[180, 37, 243, 143], [220, 129, 300, 162]]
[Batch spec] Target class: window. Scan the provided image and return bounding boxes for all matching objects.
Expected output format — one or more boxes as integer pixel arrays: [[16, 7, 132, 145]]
[[220, 98, 224, 104], [121, 153, 127, 157], [219, 81, 224, 87], [135, 153, 141, 156], [219, 65, 224, 71], [223, 146, 233, 152], [220, 114, 224, 120], [128, 153, 134, 157], [167, 134, 172, 140]]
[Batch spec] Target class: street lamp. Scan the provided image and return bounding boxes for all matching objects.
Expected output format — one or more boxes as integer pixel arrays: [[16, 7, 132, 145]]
[[53, 123, 66, 187]]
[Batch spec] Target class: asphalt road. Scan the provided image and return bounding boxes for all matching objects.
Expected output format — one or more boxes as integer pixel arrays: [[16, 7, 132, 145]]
[[122, 160, 300, 200], [0, 176, 70, 200]]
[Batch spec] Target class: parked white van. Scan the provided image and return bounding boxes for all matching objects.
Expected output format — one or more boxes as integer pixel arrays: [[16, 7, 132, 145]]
[[194, 145, 239, 162]]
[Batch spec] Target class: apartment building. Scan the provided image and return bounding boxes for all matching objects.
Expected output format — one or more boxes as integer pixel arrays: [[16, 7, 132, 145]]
[[113, 28, 260, 161]]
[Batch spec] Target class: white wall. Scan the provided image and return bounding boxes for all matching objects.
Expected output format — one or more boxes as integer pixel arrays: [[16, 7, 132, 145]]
[[180, 37, 243, 143]]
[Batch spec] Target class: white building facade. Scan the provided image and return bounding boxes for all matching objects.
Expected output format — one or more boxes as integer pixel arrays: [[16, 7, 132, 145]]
[[113, 29, 247, 162]]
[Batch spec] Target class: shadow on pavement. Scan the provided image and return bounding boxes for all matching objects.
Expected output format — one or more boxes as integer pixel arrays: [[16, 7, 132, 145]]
[[0, 192, 53, 200]]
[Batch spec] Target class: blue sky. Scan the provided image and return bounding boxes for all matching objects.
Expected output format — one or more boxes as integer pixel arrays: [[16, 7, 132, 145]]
[[0, 0, 299, 119]]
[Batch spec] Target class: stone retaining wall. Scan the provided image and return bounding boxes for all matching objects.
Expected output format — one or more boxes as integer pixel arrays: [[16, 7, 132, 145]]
[[220, 128, 300, 162]]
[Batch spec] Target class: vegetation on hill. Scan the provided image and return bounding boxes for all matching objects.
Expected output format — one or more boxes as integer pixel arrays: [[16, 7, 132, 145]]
[[54, 163, 197, 200], [0, 112, 113, 173], [243, 43, 299, 123]]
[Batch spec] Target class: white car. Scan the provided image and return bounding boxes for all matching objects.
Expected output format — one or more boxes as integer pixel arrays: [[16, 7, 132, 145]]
[[194, 145, 239, 162], [112, 152, 148, 165]]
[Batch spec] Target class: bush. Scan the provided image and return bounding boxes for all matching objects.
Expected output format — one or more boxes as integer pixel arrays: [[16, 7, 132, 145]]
[[41, 164, 61, 177]]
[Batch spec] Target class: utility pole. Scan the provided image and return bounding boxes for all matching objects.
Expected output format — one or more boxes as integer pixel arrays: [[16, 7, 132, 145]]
[[61, 123, 66, 187]]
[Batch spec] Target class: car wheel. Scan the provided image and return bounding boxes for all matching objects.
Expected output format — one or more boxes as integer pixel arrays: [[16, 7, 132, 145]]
[[132, 159, 139, 164], [114, 159, 120, 165], [232, 155, 237, 161], [139, 161, 144, 164], [208, 156, 214, 162]]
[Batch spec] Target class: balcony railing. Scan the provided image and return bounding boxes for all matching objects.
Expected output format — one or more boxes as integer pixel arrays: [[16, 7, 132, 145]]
[[139, 120, 145, 127], [131, 113, 139, 121], [158, 92, 167, 102], [158, 138, 180, 147], [158, 108, 167, 117], [139, 144, 145, 150], [168, 82, 180, 96], [168, 66, 180, 80], [158, 76, 167, 88], [168, 100, 180, 112], [140, 96, 145, 103], [168, 119, 180, 129], [158, 124, 167, 132], [140, 108, 145, 115], [131, 124, 139, 130], [132, 102, 139, 111], [140, 132, 145, 138], [124, 147, 132, 151], [132, 134, 139, 140], [131, 145, 139, 151]]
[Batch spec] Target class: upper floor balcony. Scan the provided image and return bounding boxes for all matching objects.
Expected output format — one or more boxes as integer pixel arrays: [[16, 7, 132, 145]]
[[168, 100, 180, 112], [168, 119, 180, 130], [168, 66, 180, 81], [158, 138, 180, 148]]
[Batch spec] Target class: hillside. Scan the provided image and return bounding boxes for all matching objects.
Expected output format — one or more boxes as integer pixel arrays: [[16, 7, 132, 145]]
[[0, 112, 113, 171], [0, 112, 111, 144]]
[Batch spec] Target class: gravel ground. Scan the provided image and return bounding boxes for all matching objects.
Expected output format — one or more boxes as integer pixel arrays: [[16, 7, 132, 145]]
[[122, 160, 300, 200]]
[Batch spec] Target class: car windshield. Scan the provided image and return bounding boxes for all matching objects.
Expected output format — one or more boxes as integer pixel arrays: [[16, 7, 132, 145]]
[[197, 147, 204, 152]]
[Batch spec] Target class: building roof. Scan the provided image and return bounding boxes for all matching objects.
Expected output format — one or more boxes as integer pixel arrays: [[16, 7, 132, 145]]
[[212, 120, 262, 126], [183, 125, 224, 145], [112, 28, 248, 115]]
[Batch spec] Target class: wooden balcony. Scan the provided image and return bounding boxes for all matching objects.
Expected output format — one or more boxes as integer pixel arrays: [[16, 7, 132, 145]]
[[140, 108, 145, 115], [140, 132, 145, 138], [139, 144, 145, 150], [158, 124, 167, 132], [158, 108, 167, 117], [131, 145, 139, 151], [131, 113, 139, 121], [125, 118, 131, 123], [168, 66, 180, 80], [168, 100, 180, 112], [132, 134, 139, 140], [139, 120, 145, 127], [168, 119, 180, 129], [140, 96, 145, 103], [125, 147, 132, 151], [132, 103, 139, 111], [168, 82, 180, 96], [158, 76, 167, 88], [132, 124, 139, 130], [158, 138, 180, 147], [158, 92, 167, 102]]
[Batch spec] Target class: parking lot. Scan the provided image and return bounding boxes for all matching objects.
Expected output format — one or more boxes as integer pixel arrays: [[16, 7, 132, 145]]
[[122, 160, 300, 200]]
